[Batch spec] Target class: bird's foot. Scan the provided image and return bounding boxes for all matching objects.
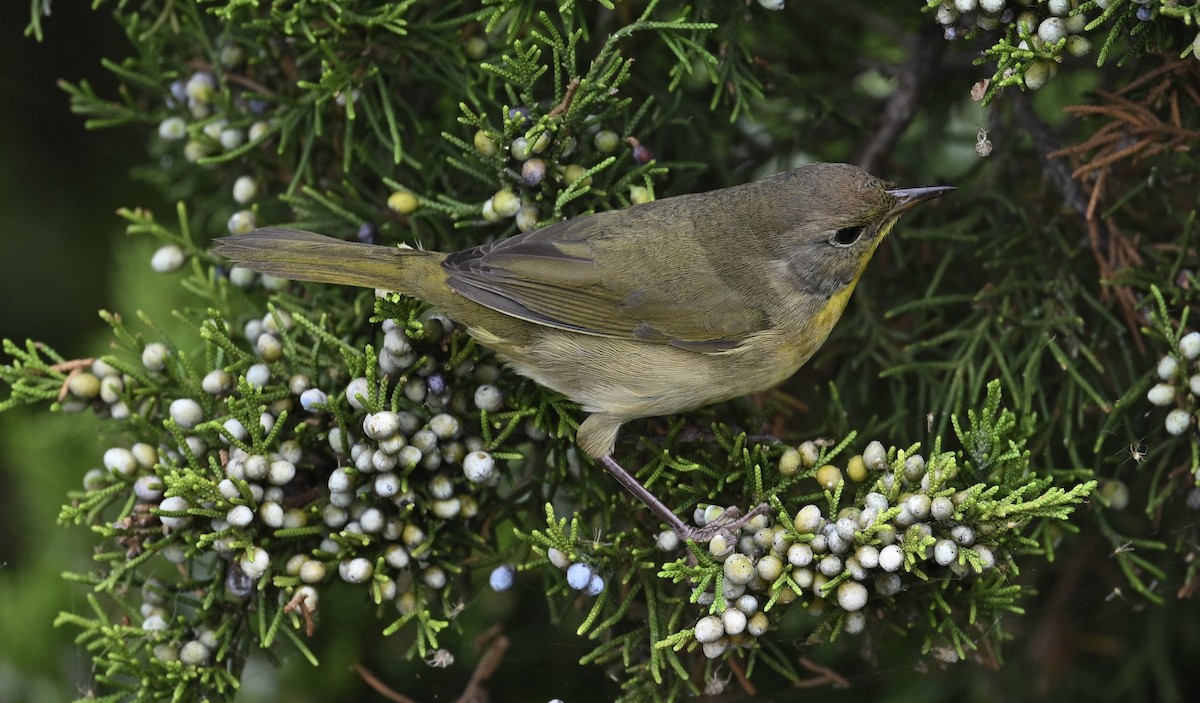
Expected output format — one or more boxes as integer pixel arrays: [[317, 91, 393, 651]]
[[674, 502, 772, 544]]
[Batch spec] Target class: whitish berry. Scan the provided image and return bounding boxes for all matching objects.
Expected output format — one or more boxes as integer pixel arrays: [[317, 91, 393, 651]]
[[103, 447, 138, 476], [268, 460, 295, 485], [547, 547, 570, 569], [878, 544, 904, 572], [260, 502, 284, 528], [515, 205, 539, 232], [339, 557, 373, 583], [1037, 17, 1065, 44], [255, 333, 282, 362], [1147, 383, 1176, 406], [462, 451, 496, 483], [134, 475, 165, 501], [836, 580, 868, 611], [429, 413, 461, 439], [863, 440, 887, 470], [906, 494, 931, 520], [797, 440, 819, 467], [227, 210, 256, 235], [948, 524, 974, 546], [694, 615, 724, 643], [753, 551, 782, 580], [723, 553, 756, 585], [794, 504, 823, 534], [719, 608, 747, 637], [228, 266, 257, 288], [787, 542, 814, 567], [757, 0, 785, 10], [219, 128, 244, 150], [151, 244, 186, 273], [818, 555, 843, 577], [364, 411, 401, 440], [490, 564, 515, 591], [229, 175, 258, 204], [245, 363, 271, 388], [470, 384, 502, 412], [169, 398, 203, 429], [656, 530, 680, 552], [1158, 355, 1179, 380], [584, 573, 605, 596], [1165, 409, 1191, 435], [199, 369, 231, 395], [299, 388, 327, 411], [99, 375, 123, 403], [239, 546, 270, 579], [930, 496, 954, 521], [345, 377, 370, 410], [226, 505, 253, 527], [566, 563, 593, 590], [933, 539, 959, 566], [423, 566, 447, 589], [158, 116, 187, 140], [1177, 332, 1200, 360], [243, 454, 268, 480]]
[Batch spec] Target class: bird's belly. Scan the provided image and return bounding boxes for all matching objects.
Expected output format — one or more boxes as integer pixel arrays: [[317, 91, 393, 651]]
[[488, 327, 823, 421]]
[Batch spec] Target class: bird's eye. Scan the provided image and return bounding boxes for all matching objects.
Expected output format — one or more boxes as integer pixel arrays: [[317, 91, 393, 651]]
[[832, 225, 865, 246]]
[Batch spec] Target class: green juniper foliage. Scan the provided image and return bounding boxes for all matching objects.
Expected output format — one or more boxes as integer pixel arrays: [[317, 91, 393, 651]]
[[4, 0, 1200, 701]]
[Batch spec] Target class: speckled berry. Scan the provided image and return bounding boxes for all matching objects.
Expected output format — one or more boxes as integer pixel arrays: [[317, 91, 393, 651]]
[[338, 557, 373, 583], [566, 562, 592, 590], [694, 615, 724, 643], [1165, 408, 1191, 435]]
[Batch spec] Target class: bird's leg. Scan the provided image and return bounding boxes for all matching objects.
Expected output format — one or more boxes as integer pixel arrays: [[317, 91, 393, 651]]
[[598, 454, 771, 543]]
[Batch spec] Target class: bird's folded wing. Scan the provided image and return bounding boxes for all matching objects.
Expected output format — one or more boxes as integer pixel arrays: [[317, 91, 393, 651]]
[[441, 217, 766, 351]]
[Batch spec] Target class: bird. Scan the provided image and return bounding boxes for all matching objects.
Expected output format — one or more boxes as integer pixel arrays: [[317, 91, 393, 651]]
[[215, 163, 952, 540]]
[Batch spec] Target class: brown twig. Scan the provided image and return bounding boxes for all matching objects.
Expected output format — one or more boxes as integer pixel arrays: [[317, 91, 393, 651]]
[[793, 656, 850, 689], [1041, 56, 1200, 345], [854, 26, 945, 175], [281, 590, 316, 637], [1010, 90, 1091, 219], [455, 628, 510, 703], [48, 357, 96, 402], [548, 77, 581, 118], [353, 663, 421, 703]]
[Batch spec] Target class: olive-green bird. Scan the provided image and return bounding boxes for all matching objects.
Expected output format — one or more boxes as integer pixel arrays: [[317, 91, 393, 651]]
[[215, 163, 951, 540]]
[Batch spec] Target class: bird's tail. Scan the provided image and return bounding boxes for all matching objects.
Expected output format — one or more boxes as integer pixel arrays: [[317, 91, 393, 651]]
[[214, 227, 443, 293]]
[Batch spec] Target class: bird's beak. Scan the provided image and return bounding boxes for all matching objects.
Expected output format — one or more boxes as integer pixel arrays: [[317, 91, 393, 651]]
[[885, 185, 955, 217]]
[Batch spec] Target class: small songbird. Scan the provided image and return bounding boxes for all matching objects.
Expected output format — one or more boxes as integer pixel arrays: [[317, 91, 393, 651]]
[[215, 163, 951, 540]]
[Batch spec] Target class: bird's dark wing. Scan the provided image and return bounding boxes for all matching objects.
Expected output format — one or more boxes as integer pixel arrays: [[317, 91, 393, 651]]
[[441, 214, 767, 351]]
